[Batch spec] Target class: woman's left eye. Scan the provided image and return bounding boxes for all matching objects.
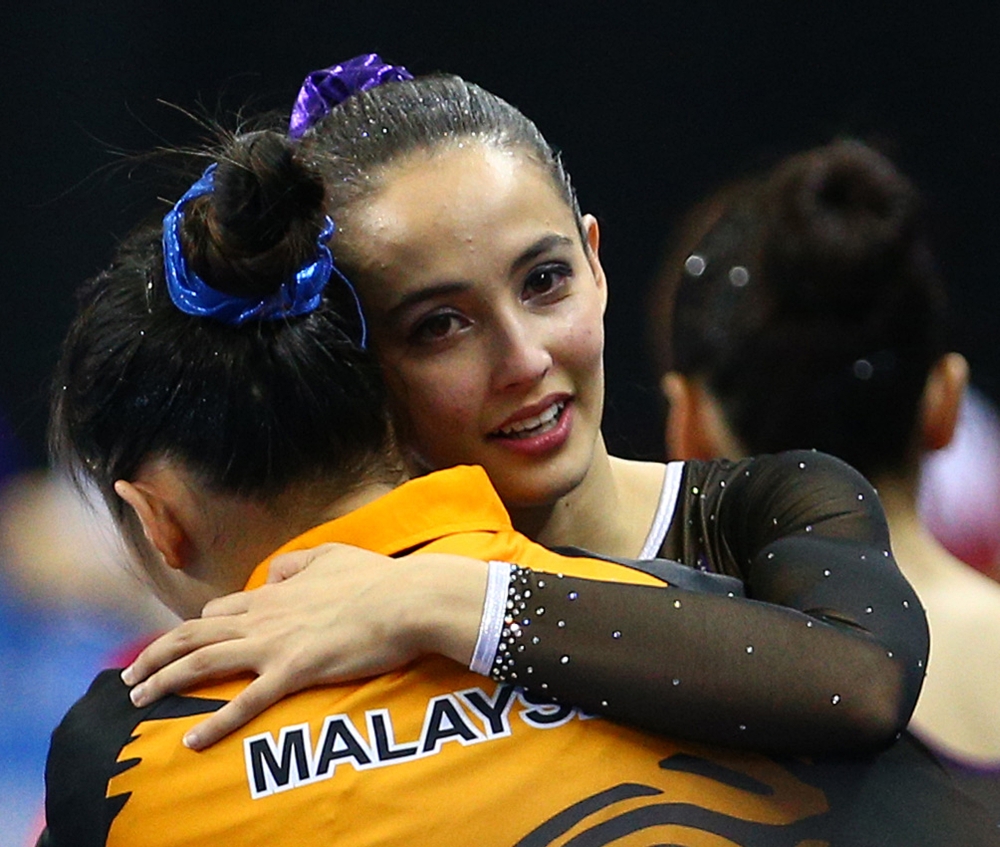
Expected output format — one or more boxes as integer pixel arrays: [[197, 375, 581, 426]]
[[409, 310, 469, 345], [522, 263, 572, 302]]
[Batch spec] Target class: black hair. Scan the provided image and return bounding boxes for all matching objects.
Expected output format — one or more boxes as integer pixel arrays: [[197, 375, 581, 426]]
[[295, 74, 585, 262], [51, 67, 582, 539], [50, 128, 392, 536], [663, 140, 949, 478]]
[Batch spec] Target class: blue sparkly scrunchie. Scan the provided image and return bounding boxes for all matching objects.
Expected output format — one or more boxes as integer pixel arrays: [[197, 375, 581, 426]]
[[161, 164, 367, 346], [288, 53, 413, 139]]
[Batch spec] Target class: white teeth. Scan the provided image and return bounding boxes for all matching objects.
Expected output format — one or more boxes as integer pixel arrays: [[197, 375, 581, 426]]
[[497, 402, 564, 437]]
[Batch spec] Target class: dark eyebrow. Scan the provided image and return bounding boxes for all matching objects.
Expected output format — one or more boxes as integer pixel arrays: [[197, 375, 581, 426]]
[[510, 234, 575, 274]]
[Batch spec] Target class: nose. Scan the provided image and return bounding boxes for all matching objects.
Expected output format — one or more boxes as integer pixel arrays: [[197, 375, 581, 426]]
[[489, 312, 552, 393]]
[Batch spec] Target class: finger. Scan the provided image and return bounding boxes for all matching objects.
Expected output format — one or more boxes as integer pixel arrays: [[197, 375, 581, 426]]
[[122, 617, 250, 688], [266, 545, 334, 583], [202, 591, 252, 618], [182, 675, 290, 750], [129, 640, 259, 707]]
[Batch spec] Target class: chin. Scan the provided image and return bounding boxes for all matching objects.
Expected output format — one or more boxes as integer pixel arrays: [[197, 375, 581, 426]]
[[491, 433, 598, 510], [489, 458, 592, 511]]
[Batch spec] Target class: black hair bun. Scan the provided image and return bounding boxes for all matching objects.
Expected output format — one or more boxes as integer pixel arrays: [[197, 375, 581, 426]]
[[184, 130, 326, 299], [765, 140, 920, 315]]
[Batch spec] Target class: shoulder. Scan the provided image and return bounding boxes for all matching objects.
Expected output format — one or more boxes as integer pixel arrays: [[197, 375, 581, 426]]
[[678, 450, 892, 563], [728, 449, 873, 493], [685, 449, 871, 485], [920, 554, 1000, 618], [48, 669, 140, 775], [45, 670, 230, 845], [889, 521, 1000, 632], [913, 557, 1000, 758], [53, 667, 138, 734], [45, 670, 141, 847], [703, 449, 882, 523]]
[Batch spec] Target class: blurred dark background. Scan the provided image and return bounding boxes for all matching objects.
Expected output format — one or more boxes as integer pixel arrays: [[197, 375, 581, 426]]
[[2, 1, 998, 468]]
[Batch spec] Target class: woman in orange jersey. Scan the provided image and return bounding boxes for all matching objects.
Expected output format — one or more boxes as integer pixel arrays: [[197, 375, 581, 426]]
[[123, 57, 925, 758]]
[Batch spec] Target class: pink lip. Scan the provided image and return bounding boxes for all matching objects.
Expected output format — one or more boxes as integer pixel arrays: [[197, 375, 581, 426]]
[[488, 395, 574, 457]]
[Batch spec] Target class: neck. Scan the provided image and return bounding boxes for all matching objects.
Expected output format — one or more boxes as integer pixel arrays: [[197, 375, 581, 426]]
[[873, 469, 960, 586], [871, 469, 918, 519], [507, 436, 665, 557], [181, 476, 400, 615]]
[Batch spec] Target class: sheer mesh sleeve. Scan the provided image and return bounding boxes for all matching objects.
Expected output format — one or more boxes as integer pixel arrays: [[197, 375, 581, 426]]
[[499, 450, 928, 754]]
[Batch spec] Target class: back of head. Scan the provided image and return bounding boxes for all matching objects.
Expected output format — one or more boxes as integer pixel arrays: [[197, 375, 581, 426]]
[[665, 140, 948, 477], [51, 127, 391, 541]]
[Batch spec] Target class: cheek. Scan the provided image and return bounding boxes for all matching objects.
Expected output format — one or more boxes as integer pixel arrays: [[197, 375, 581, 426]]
[[554, 299, 606, 385], [383, 356, 486, 444]]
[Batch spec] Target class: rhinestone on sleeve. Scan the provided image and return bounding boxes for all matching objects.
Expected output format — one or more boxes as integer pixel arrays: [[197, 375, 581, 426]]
[[489, 565, 533, 682]]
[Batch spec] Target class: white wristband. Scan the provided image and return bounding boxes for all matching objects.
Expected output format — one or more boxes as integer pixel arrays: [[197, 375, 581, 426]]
[[469, 561, 513, 676]]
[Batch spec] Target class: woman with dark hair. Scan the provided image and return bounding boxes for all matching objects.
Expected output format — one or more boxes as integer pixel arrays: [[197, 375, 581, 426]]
[[651, 138, 1000, 817], [122, 58, 925, 758]]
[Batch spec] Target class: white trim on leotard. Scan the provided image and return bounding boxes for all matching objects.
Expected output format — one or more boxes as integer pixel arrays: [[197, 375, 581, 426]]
[[471, 462, 686, 674], [638, 461, 686, 560], [468, 561, 514, 676]]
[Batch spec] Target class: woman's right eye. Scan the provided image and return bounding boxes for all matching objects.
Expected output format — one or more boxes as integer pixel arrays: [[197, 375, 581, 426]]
[[409, 311, 470, 345]]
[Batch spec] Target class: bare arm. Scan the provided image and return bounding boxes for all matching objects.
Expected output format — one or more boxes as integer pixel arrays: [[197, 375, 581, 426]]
[[125, 545, 487, 749]]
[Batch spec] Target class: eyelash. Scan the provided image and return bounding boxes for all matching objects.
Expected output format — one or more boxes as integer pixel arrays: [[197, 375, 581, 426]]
[[522, 262, 573, 302], [407, 261, 575, 345], [409, 310, 469, 345]]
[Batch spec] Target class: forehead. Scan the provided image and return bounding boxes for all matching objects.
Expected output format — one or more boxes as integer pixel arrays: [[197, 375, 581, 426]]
[[343, 143, 579, 306]]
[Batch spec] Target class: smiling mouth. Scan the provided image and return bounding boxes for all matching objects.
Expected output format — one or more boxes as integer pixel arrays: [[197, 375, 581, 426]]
[[492, 401, 567, 439]]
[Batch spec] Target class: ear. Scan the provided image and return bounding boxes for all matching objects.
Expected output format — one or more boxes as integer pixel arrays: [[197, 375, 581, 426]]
[[113, 479, 192, 571], [919, 352, 969, 452], [661, 372, 744, 461], [581, 214, 608, 313]]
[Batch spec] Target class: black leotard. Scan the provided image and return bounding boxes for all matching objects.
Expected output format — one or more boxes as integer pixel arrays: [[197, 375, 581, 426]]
[[499, 450, 928, 754]]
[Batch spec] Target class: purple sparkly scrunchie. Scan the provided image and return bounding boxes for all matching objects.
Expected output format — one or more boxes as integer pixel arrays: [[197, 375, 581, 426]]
[[161, 164, 368, 346], [288, 53, 413, 139]]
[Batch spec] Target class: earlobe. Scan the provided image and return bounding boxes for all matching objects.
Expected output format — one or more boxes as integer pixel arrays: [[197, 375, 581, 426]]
[[920, 352, 969, 452], [114, 479, 190, 571]]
